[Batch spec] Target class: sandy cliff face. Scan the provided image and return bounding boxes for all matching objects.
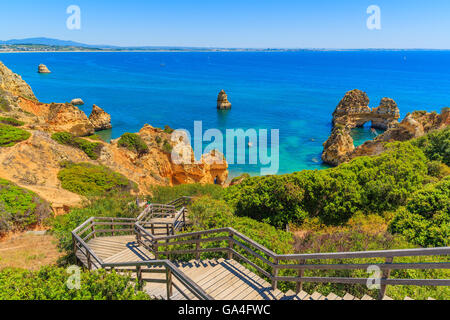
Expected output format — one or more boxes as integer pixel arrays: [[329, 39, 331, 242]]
[[0, 61, 229, 211], [89, 104, 112, 131], [323, 90, 449, 166]]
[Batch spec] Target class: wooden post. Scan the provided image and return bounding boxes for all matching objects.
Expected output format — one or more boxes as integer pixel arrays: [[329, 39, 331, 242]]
[[111, 218, 115, 236], [166, 268, 173, 300], [379, 257, 394, 300], [271, 258, 279, 290], [154, 242, 159, 260], [87, 251, 92, 270], [151, 224, 155, 235], [72, 234, 77, 255], [195, 235, 201, 260], [182, 209, 186, 228], [136, 266, 143, 288], [166, 224, 170, 237], [227, 231, 233, 260], [296, 259, 305, 293], [91, 221, 96, 238]]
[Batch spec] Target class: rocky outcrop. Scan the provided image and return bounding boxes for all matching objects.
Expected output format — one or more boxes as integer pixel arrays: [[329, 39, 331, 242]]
[[0, 61, 229, 211], [0, 62, 36, 100], [71, 98, 84, 106], [332, 89, 400, 129], [321, 126, 355, 166], [38, 64, 51, 74], [323, 97, 449, 166], [217, 90, 232, 110], [89, 104, 112, 131]]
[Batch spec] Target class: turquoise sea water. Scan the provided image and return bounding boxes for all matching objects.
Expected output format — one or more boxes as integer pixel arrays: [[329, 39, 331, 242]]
[[1, 51, 450, 177]]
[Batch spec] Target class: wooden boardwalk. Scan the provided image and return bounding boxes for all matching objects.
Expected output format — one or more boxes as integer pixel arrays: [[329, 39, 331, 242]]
[[77, 236, 287, 300], [72, 198, 450, 301]]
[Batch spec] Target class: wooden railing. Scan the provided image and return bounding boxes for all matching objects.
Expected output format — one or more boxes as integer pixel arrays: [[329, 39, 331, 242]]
[[102, 260, 213, 300], [167, 196, 192, 209], [134, 225, 450, 299], [72, 217, 212, 300]]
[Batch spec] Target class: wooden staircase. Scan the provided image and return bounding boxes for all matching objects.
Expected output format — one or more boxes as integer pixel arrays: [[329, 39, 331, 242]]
[[72, 198, 450, 301]]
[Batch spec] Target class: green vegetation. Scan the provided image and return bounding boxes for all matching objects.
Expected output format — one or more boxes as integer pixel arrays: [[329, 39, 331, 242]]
[[117, 132, 149, 156], [0, 124, 31, 147], [224, 141, 433, 227], [163, 125, 174, 134], [0, 178, 51, 236], [57, 162, 136, 197], [51, 132, 103, 160], [149, 183, 224, 204], [389, 177, 449, 247], [0, 267, 149, 300], [0, 117, 24, 127], [413, 126, 449, 166], [162, 140, 173, 153]]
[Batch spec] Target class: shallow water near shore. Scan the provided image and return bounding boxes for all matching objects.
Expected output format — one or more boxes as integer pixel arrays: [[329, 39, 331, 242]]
[[1, 51, 450, 177]]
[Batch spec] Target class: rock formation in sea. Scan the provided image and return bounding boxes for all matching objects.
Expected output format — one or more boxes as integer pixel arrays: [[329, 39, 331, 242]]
[[332, 89, 400, 129], [0, 61, 229, 213], [71, 98, 85, 106], [89, 104, 112, 131], [322, 89, 449, 166], [38, 64, 51, 74], [217, 90, 232, 110], [322, 125, 355, 166]]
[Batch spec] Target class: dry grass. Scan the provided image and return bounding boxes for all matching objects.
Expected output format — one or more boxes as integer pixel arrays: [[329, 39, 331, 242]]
[[0, 233, 62, 270]]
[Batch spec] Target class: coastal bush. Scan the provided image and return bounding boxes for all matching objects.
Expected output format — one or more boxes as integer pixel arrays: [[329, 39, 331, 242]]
[[163, 125, 174, 134], [0, 178, 51, 236], [0, 90, 12, 112], [0, 124, 31, 147], [0, 267, 149, 300], [149, 183, 224, 204], [224, 140, 431, 227], [389, 177, 449, 247], [51, 132, 103, 160], [118, 132, 149, 156], [57, 162, 136, 197], [413, 126, 450, 166], [0, 117, 24, 126], [162, 139, 173, 153]]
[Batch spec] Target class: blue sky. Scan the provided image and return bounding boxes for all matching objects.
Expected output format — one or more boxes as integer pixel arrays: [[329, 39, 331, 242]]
[[1, 0, 450, 48]]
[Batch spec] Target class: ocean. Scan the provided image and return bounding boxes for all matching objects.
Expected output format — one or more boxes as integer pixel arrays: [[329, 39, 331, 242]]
[[1, 51, 450, 177]]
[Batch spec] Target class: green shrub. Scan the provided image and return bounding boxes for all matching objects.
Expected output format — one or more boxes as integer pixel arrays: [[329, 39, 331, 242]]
[[0, 267, 149, 300], [0, 117, 24, 126], [51, 132, 103, 160], [118, 133, 149, 156], [0, 124, 31, 147], [0, 178, 51, 236], [57, 162, 136, 196], [389, 177, 450, 247], [149, 184, 224, 204], [0, 91, 12, 112], [162, 140, 172, 153], [414, 127, 450, 166], [164, 125, 174, 134]]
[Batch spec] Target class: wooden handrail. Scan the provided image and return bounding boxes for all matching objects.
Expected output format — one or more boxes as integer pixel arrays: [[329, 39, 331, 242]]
[[101, 260, 213, 300]]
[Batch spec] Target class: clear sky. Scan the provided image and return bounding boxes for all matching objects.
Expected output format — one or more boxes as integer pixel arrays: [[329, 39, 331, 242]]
[[1, 0, 450, 49]]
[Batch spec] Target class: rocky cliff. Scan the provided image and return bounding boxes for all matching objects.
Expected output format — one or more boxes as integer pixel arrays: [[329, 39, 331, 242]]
[[323, 89, 449, 166], [89, 104, 112, 131], [38, 64, 51, 74], [0, 61, 229, 212], [332, 89, 400, 130]]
